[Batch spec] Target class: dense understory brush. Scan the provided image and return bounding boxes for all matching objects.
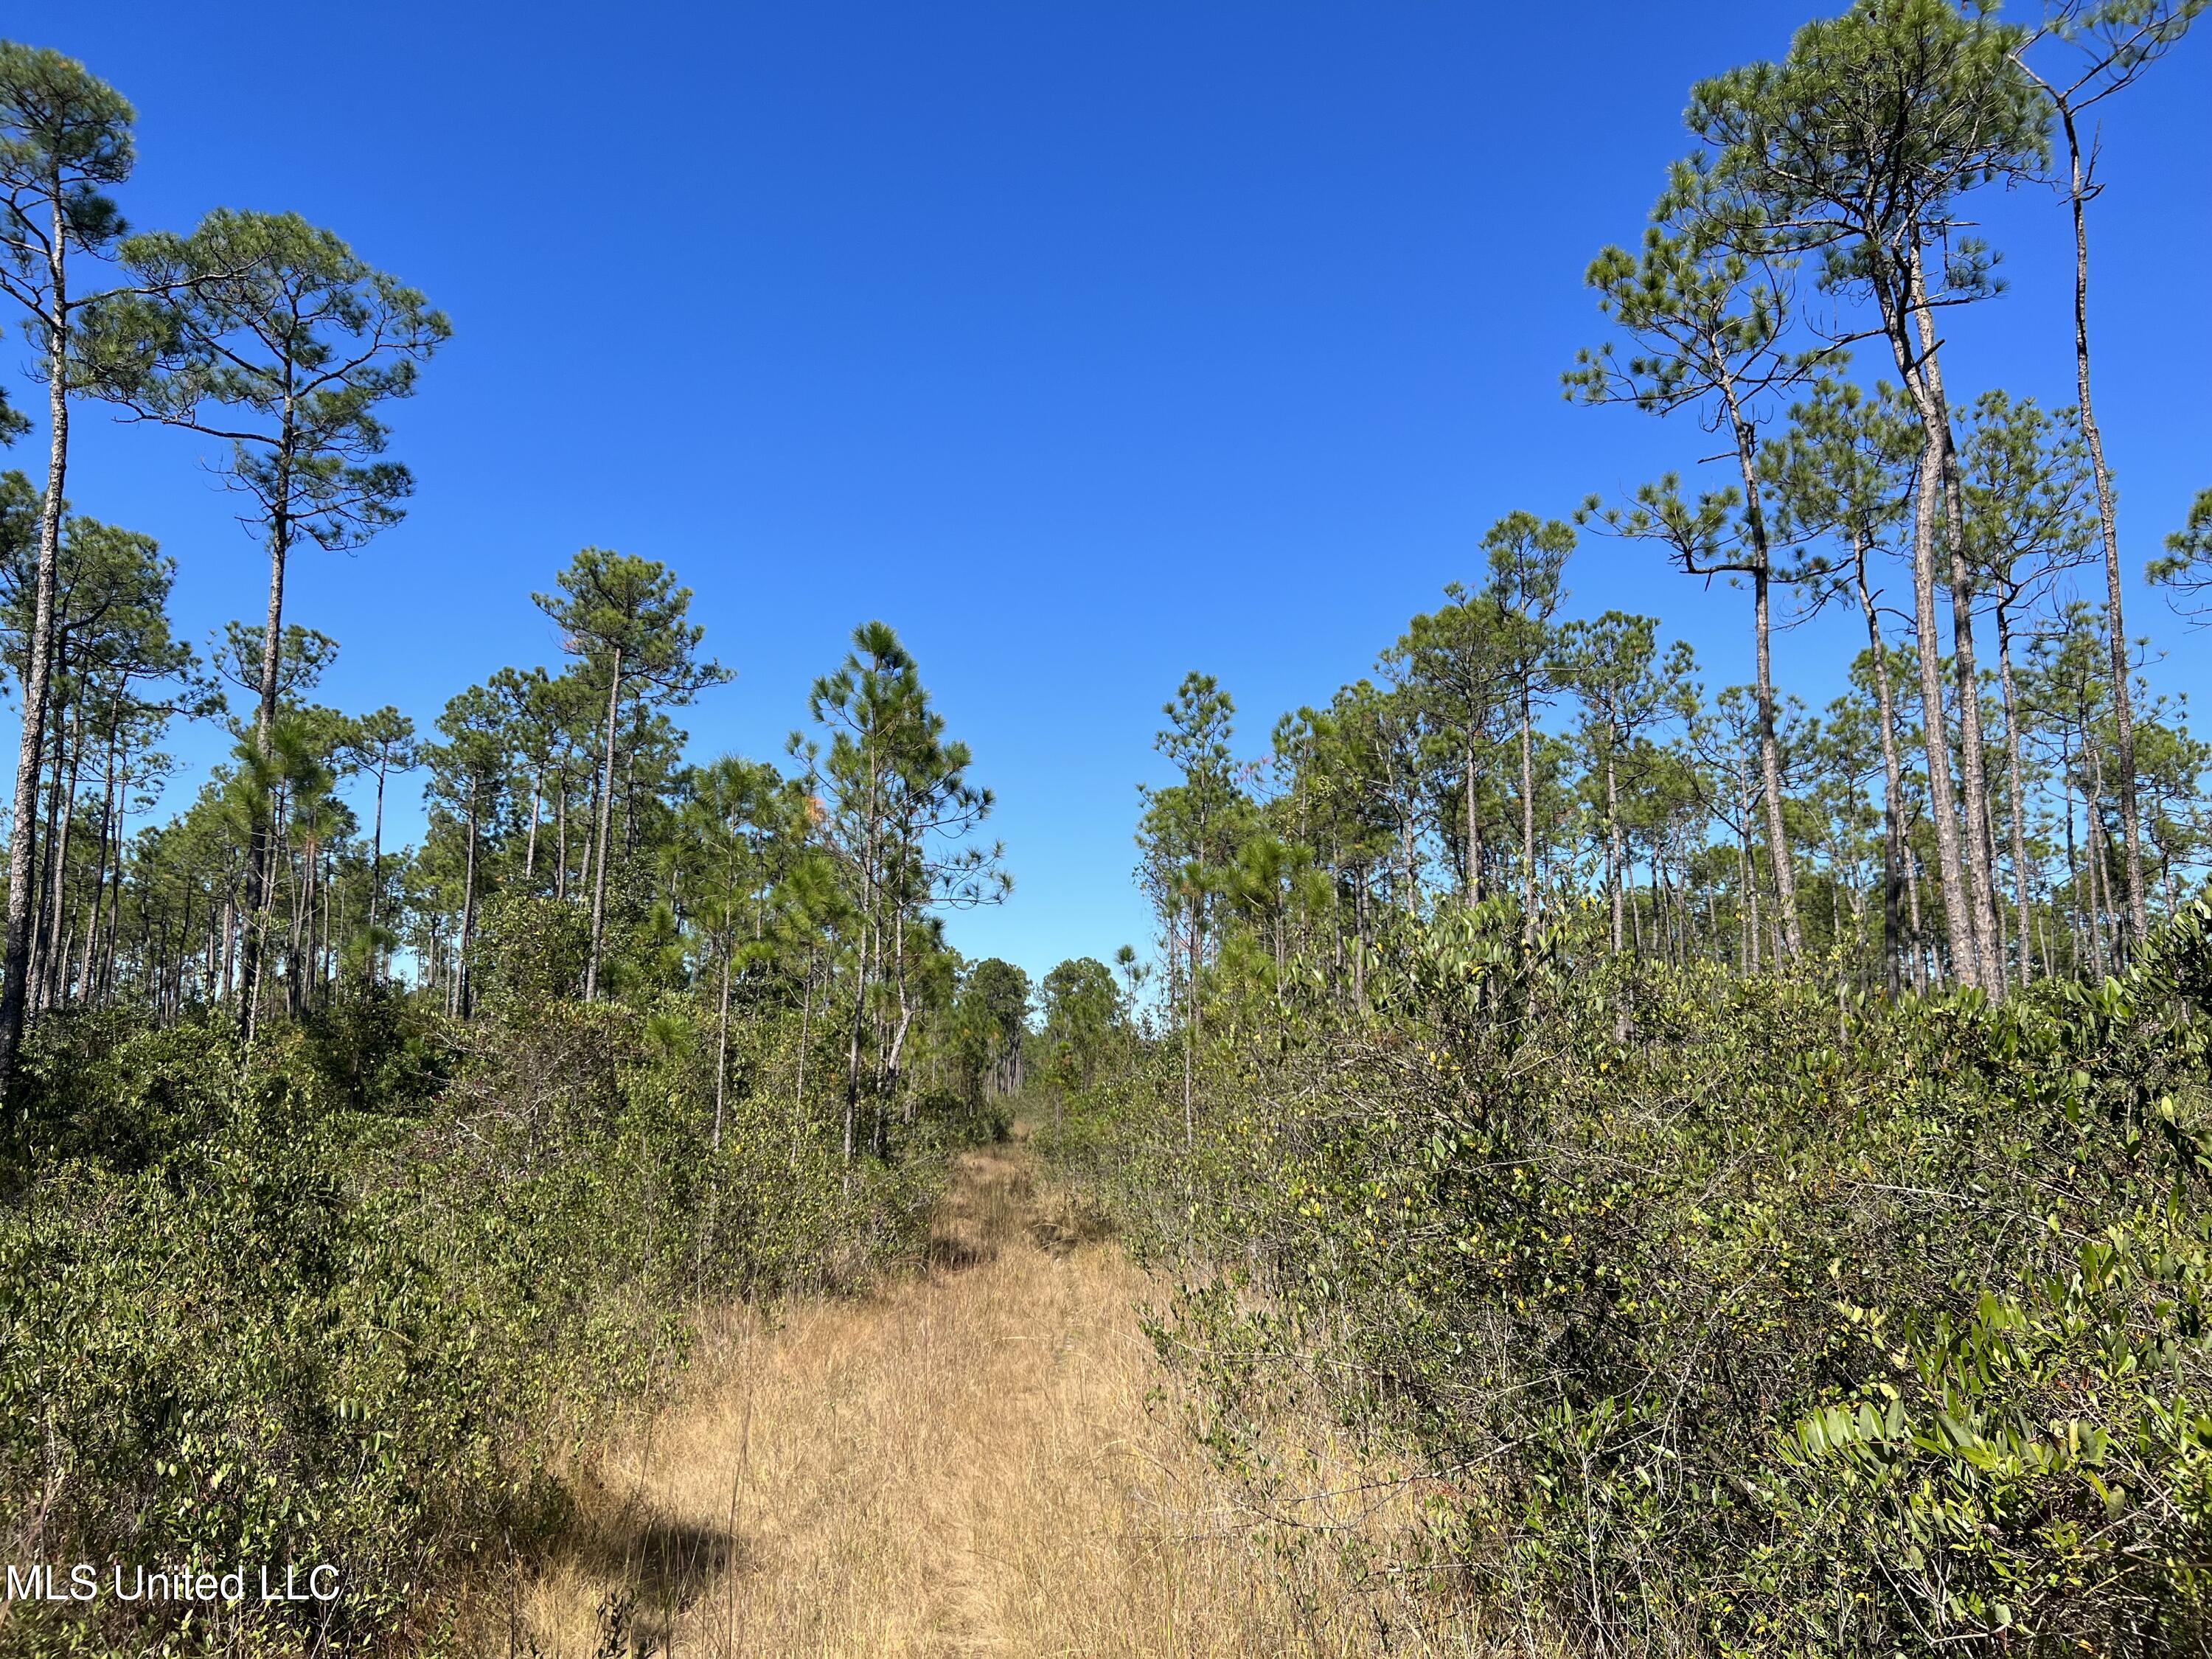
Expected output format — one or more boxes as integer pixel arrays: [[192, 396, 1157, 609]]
[[1060, 897, 2212, 1655], [0, 963, 946, 1655]]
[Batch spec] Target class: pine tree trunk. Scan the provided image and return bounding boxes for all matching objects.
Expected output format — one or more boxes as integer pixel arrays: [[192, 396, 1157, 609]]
[[1464, 740, 1481, 907], [555, 777, 569, 902], [1997, 609, 2034, 987], [1910, 268, 2005, 993], [1607, 743, 1624, 953], [1519, 688, 1537, 924], [2057, 102, 2148, 948], [1725, 394, 1803, 961], [584, 646, 623, 1001], [0, 189, 72, 1097], [2086, 735, 2112, 978], [32, 696, 79, 1013], [458, 786, 479, 1018], [240, 430, 296, 1048], [714, 934, 731, 1153], [1853, 554, 1908, 998], [1877, 253, 1983, 993], [525, 776, 540, 882], [78, 704, 122, 1005]]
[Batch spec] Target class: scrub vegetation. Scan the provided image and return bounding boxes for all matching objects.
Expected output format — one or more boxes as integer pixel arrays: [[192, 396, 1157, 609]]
[[1054, 4, 2212, 1654], [1, 2, 2211, 1655]]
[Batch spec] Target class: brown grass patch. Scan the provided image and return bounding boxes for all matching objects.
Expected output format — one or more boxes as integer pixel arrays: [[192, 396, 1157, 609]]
[[507, 1141, 1500, 1658]]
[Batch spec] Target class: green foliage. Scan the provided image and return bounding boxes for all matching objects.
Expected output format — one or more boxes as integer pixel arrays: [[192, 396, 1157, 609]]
[[1039, 956, 1124, 1093], [1081, 897, 2212, 1654], [0, 985, 938, 1654]]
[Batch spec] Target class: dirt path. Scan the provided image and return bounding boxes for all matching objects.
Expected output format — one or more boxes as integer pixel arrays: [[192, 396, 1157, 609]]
[[517, 1140, 1381, 1658]]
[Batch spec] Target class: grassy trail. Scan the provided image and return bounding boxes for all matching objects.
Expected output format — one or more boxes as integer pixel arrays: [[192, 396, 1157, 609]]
[[515, 1136, 1404, 1658]]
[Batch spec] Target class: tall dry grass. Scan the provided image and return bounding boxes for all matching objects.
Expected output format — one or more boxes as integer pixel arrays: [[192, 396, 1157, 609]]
[[509, 1140, 1500, 1658]]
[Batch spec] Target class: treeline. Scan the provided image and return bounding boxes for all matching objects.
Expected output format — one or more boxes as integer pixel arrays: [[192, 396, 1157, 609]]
[[1074, 3, 2212, 1655], [0, 41, 1046, 1157], [1140, 0, 2211, 1026]]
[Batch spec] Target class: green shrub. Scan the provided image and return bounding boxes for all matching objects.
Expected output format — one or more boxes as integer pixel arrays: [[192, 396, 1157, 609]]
[[0, 984, 942, 1655], [1098, 898, 2212, 1655]]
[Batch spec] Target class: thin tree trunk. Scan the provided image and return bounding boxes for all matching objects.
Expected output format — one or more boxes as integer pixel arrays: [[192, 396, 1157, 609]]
[[1997, 609, 2034, 987], [584, 646, 622, 1001], [1607, 744, 1624, 953], [457, 785, 479, 1018], [555, 776, 569, 902], [714, 933, 731, 1153], [240, 427, 296, 1046], [524, 776, 540, 882], [2087, 773, 2110, 979], [1853, 558, 1908, 998], [794, 950, 815, 1158], [843, 889, 871, 1172], [1519, 688, 1537, 923], [1464, 740, 1481, 907], [2064, 767, 2083, 976], [2056, 101, 2147, 947], [32, 695, 78, 1012], [1736, 766, 1755, 974], [1911, 267, 2005, 993], [1183, 907, 1197, 1150], [0, 187, 72, 1096], [78, 703, 122, 1004], [97, 768, 128, 1006], [1905, 843, 1927, 992], [1725, 392, 1804, 961], [1877, 254, 1983, 994], [364, 763, 389, 979], [292, 835, 315, 1020]]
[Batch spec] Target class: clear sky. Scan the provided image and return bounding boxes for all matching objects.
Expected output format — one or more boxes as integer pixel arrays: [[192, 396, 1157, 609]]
[[7, 2, 2211, 985]]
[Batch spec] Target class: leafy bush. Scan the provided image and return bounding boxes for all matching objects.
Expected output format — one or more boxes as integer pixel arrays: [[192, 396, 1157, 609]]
[[1093, 898, 2212, 1655], [0, 990, 939, 1655]]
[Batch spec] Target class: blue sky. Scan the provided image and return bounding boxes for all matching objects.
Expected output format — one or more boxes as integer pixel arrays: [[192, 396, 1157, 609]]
[[8, 2, 2211, 985]]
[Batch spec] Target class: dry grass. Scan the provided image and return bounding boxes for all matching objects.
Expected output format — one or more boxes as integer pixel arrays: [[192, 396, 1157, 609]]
[[508, 1136, 1497, 1658]]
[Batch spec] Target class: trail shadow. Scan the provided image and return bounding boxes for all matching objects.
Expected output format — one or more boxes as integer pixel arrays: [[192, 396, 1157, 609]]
[[1026, 1192, 1116, 1256], [925, 1231, 996, 1270], [543, 1486, 748, 1646], [566, 1509, 742, 1605]]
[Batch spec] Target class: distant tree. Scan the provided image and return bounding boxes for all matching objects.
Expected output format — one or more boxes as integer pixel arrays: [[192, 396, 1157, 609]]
[[95, 209, 448, 1032], [1138, 672, 1242, 1147], [1113, 942, 1147, 1013], [1482, 512, 1574, 925], [667, 754, 798, 1149], [1387, 585, 1512, 906], [959, 957, 1032, 1103], [534, 549, 728, 1001], [807, 620, 1003, 1163], [1554, 612, 1694, 952], [0, 514, 198, 1011], [428, 684, 511, 1017], [338, 706, 417, 976], [1039, 955, 1119, 1131]]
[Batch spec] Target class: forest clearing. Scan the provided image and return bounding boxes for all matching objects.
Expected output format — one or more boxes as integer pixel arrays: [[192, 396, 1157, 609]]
[[3, 1, 2212, 1654]]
